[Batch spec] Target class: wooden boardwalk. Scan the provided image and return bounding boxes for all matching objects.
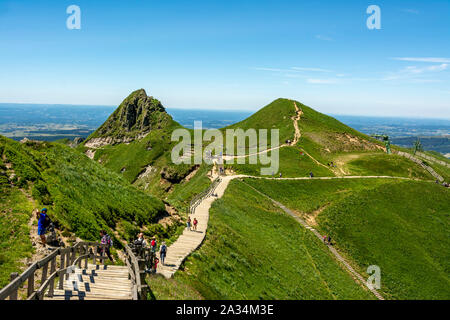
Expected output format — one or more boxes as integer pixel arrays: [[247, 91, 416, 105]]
[[157, 176, 234, 278], [46, 264, 133, 300]]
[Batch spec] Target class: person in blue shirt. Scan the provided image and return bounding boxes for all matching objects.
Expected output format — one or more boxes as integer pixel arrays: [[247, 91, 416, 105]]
[[36, 208, 49, 245]]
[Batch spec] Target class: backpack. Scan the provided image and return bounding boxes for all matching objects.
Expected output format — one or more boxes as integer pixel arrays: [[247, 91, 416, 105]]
[[160, 244, 167, 253], [105, 234, 113, 247], [43, 214, 51, 228], [151, 240, 156, 247]]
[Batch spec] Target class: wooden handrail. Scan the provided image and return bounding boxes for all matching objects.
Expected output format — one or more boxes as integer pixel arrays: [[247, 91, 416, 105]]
[[123, 244, 150, 300], [0, 241, 107, 300], [189, 177, 221, 215]]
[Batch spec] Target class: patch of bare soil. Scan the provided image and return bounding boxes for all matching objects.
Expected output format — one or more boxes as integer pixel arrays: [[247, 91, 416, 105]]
[[300, 204, 329, 227], [184, 166, 200, 182]]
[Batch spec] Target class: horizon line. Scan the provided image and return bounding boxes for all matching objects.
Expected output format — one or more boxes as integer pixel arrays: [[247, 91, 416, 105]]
[[0, 102, 449, 121]]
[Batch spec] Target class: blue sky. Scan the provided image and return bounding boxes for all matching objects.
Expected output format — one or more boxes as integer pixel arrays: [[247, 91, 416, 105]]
[[0, 0, 449, 118]]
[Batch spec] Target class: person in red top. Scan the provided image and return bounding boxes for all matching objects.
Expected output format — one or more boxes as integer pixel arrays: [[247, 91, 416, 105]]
[[193, 218, 198, 231], [150, 237, 157, 252], [153, 257, 159, 273]]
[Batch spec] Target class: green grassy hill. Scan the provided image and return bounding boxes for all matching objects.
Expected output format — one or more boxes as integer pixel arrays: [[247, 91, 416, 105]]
[[148, 179, 375, 300], [0, 136, 168, 242], [243, 178, 450, 299], [223, 98, 297, 149]]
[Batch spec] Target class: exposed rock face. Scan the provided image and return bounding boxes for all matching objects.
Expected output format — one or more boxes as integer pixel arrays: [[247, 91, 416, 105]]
[[73, 137, 85, 145], [84, 89, 169, 147]]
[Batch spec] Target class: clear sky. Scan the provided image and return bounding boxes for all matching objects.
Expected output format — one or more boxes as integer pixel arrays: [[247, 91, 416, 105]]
[[0, 0, 449, 118]]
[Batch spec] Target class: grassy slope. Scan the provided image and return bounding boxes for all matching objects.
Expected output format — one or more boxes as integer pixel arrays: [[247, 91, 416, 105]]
[[244, 178, 397, 214], [0, 136, 167, 242], [345, 153, 433, 179], [244, 178, 450, 299], [222, 98, 296, 151], [0, 188, 34, 288], [226, 146, 334, 177], [166, 164, 212, 211], [149, 180, 374, 300]]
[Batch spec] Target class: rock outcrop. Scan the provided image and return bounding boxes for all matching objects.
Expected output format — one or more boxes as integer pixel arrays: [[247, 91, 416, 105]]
[[84, 89, 170, 147]]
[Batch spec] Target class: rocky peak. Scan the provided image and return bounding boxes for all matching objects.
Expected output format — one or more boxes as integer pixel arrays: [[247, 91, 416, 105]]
[[85, 89, 170, 147]]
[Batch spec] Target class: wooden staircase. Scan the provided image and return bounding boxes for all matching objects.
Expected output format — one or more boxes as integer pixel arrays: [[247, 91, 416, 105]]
[[0, 242, 149, 300], [46, 264, 133, 300]]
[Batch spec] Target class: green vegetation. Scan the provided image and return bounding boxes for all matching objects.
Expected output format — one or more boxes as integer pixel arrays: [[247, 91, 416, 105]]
[[166, 164, 212, 211], [150, 180, 374, 300], [147, 274, 204, 300], [319, 181, 450, 299], [244, 178, 450, 299], [244, 178, 398, 214], [226, 146, 334, 177], [0, 136, 167, 242], [0, 189, 34, 288], [88, 89, 171, 140], [223, 98, 296, 150], [345, 153, 433, 179]]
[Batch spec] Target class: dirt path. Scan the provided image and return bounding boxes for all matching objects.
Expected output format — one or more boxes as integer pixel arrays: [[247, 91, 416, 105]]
[[241, 181, 385, 300], [222, 101, 302, 162]]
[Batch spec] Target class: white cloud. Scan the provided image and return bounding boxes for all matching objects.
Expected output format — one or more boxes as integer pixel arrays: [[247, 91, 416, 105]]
[[392, 57, 450, 63], [383, 63, 448, 80], [307, 79, 336, 84], [315, 35, 333, 41], [292, 67, 333, 73]]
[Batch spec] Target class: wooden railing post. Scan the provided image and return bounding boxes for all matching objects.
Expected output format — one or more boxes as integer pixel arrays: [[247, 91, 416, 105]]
[[102, 244, 106, 265], [48, 257, 56, 298], [71, 247, 77, 265], [93, 246, 97, 265], [27, 271, 35, 298], [84, 244, 88, 269], [65, 251, 70, 280], [137, 258, 148, 300], [9, 273, 19, 300], [60, 251, 65, 270], [41, 261, 49, 283]]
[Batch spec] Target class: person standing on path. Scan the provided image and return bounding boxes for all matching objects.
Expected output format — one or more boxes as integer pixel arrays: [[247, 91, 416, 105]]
[[187, 217, 192, 231], [159, 242, 167, 266], [150, 237, 157, 253], [99, 230, 114, 263], [135, 233, 147, 247], [193, 218, 198, 231], [36, 208, 50, 246]]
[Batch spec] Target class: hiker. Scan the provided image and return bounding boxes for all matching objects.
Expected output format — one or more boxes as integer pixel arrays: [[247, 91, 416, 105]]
[[153, 257, 159, 273], [193, 218, 198, 231], [150, 237, 157, 253], [135, 233, 147, 247], [327, 236, 332, 245], [36, 208, 50, 246], [187, 217, 192, 231], [99, 230, 114, 262], [159, 241, 167, 266], [323, 235, 327, 244], [309, 171, 314, 178], [279, 172, 282, 178]]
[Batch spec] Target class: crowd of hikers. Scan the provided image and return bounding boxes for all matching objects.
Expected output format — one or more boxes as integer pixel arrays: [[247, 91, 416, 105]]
[[132, 233, 167, 273]]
